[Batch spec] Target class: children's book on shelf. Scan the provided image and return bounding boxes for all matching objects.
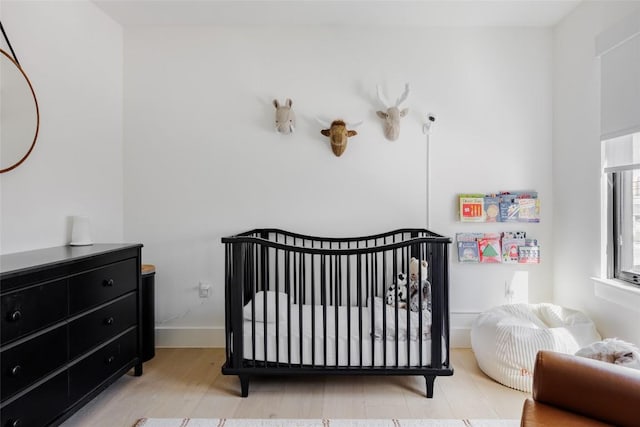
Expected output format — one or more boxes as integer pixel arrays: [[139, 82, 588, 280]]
[[459, 191, 540, 223], [516, 198, 540, 222], [519, 245, 540, 264], [456, 231, 539, 264], [484, 196, 501, 222], [499, 191, 540, 223], [502, 238, 525, 263], [478, 234, 502, 263], [458, 241, 480, 263], [459, 194, 485, 222], [456, 233, 484, 263]]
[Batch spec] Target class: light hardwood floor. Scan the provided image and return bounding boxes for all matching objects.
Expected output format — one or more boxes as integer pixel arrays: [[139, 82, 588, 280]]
[[62, 348, 528, 427]]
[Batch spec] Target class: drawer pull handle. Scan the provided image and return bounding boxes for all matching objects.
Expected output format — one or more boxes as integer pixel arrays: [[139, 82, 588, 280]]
[[104, 317, 115, 326], [7, 310, 22, 322], [6, 419, 21, 427], [10, 365, 22, 377], [105, 355, 115, 365], [103, 279, 115, 287]]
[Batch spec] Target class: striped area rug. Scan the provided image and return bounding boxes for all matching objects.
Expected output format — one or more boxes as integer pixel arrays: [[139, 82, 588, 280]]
[[134, 419, 519, 427]]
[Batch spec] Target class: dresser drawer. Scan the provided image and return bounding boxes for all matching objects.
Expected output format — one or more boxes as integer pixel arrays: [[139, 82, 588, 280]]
[[69, 328, 137, 402], [0, 371, 68, 427], [1, 325, 67, 400], [69, 293, 137, 359], [1, 279, 68, 344], [69, 258, 138, 314]]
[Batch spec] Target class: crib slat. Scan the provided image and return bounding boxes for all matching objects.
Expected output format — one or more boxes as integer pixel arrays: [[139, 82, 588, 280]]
[[346, 252, 352, 366], [329, 250, 334, 306], [416, 241, 422, 367], [393, 248, 398, 368], [274, 247, 280, 368], [443, 243, 451, 367], [369, 252, 375, 367], [224, 243, 233, 360], [293, 251, 303, 367], [405, 245, 411, 368], [293, 244, 298, 304], [260, 244, 267, 368], [382, 246, 387, 367], [321, 254, 327, 368], [247, 245, 256, 367], [431, 243, 443, 369], [311, 252, 316, 367], [365, 241, 370, 309], [334, 254, 339, 367], [232, 244, 244, 370], [357, 253, 363, 368]]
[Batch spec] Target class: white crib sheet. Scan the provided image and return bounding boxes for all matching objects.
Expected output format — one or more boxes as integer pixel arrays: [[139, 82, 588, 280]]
[[242, 300, 444, 367]]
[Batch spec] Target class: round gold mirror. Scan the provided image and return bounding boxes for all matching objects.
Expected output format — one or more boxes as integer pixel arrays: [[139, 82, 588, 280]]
[[1, 48, 39, 173]]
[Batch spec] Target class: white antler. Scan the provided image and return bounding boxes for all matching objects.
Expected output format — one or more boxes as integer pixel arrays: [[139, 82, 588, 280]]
[[376, 85, 390, 108], [395, 83, 410, 107]]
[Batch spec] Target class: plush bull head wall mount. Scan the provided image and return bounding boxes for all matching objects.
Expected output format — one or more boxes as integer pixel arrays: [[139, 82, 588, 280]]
[[376, 83, 410, 141], [318, 119, 361, 157], [273, 98, 295, 134]]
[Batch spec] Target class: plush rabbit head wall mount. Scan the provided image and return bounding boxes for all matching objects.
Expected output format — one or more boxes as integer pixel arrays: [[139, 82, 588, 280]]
[[318, 119, 361, 157], [273, 98, 295, 134], [376, 83, 410, 141]]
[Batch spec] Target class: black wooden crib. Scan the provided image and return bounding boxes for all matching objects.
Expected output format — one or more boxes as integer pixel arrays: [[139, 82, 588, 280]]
[[221, 228, 453, 398]]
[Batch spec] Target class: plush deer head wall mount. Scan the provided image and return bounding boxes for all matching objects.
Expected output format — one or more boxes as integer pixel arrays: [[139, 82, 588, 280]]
[[376, 83, 410, 141], [273, 98, 295, 134], [318, 119, 361, 157]]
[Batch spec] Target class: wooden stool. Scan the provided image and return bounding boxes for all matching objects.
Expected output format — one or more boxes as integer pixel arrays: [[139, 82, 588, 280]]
[[141, 264, 156, 362]]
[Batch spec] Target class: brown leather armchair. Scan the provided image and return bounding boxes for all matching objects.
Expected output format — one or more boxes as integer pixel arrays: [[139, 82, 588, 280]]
[[521, 350, 640, 427]]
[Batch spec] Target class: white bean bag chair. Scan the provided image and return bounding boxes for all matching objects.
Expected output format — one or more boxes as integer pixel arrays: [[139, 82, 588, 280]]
[[471, 303, 601, 392]]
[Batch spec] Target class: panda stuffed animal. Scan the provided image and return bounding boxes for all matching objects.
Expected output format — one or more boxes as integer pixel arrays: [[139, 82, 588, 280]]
[[385, 273, 408, 307]]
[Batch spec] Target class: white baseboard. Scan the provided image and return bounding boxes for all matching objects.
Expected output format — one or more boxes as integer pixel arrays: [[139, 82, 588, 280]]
[[154, 312, 480, 349], [450, 311, 479, 348], [155, 326, 226, 348]]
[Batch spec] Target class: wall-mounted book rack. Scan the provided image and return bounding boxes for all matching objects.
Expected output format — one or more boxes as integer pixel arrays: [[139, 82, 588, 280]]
[[459, 191, 540, 223]]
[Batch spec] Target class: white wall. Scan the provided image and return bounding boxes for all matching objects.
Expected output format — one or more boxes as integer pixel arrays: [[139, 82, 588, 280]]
[[123, 25, 553, 346], [5, 1, 640, 350], [553, 1, 640, 344], [0, 0, 124, 254]]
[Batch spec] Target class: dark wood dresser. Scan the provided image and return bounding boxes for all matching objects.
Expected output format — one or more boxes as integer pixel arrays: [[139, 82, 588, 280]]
[[0, 244, 143, 427]]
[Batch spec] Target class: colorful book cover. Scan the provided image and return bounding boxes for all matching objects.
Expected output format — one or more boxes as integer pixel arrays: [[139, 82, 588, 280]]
[[519, 246, 540, 264], [484, 196, 501, 222], [502, 238, 524, 263], [478, 236, 502, 263], [498, 191, 539, 223], [499, 199, 520, 222], [517, 198, 540, 222], [458, 241, 480, 263], [459, 194, 485, 222]]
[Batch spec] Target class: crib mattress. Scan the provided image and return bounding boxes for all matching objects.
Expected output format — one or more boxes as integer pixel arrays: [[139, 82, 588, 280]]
[[242, 300, 443, 367]]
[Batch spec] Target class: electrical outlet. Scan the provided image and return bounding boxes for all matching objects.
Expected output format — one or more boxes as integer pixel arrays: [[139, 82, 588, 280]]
[[505, 281, 514, 302], [199, 281, 211, 298]]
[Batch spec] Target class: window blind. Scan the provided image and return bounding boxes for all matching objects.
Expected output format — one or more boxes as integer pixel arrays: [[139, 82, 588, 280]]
[[603, 132, 640, 173], [597, 10, 640, 141]]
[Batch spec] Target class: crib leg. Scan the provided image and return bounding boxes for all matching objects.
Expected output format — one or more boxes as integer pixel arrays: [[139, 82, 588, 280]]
[[239, 375, 250, 397], [424, 376, 435, 398]]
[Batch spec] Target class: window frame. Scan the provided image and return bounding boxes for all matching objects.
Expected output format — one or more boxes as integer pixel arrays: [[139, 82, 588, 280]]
[[609, 169, 640, 286]]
